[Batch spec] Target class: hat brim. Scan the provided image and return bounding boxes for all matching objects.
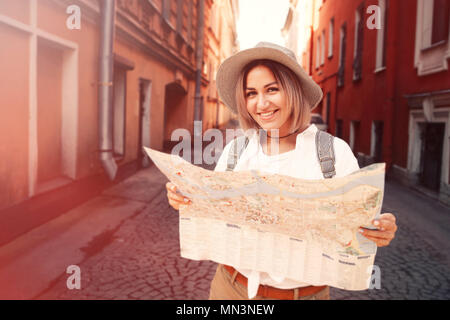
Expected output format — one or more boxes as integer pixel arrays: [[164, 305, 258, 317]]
[[216, 47, 323, 114]]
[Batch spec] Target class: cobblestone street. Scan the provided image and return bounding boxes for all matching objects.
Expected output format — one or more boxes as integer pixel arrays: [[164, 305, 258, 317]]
[[4, 163, 449, 300]]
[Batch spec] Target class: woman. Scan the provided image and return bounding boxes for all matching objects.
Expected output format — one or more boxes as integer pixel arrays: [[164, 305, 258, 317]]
[[166, 42, 397, 300]]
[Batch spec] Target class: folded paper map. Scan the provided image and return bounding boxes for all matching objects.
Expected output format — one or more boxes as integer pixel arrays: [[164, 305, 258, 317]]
[[144, 147, 385, 290]]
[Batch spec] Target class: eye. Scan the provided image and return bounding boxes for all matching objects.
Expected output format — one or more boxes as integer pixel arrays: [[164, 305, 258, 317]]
[[246, 91, 256, 98], [267, 87, 279, 93]]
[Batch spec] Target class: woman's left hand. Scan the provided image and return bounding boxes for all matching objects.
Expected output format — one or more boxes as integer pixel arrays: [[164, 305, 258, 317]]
[[359, 213, 397, 247]]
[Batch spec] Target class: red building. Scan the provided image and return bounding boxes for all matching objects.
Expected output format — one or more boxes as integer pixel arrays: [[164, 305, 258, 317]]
[[297, 0, 450, 205], [0, 0, 238, 245]]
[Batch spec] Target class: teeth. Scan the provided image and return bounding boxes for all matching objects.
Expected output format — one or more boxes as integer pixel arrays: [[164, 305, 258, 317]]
[[260, 110, 276, 117]]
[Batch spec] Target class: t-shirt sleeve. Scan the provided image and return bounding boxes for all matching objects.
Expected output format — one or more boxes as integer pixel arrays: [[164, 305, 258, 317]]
[[214, 139, 235, 172], [333, 137, 360, 177]]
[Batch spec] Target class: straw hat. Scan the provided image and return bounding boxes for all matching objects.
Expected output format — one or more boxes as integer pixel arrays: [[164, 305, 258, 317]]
[[216, 42, 323, 114]]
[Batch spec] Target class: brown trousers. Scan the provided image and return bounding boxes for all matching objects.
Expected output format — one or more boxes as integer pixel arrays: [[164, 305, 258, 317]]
[[209, 264, 330, 300]]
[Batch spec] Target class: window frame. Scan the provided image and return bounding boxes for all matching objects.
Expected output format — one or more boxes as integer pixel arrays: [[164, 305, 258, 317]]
[[375, 0, 388, 72], [321, 29, 326, 65], [328, 18, 334, 58], [353, 3, 364, 81], [338, 23, 347, 87], [316, 35, 321, 69]]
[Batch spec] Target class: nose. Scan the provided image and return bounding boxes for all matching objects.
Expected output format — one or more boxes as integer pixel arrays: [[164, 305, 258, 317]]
[[256, 94, 270, 109]]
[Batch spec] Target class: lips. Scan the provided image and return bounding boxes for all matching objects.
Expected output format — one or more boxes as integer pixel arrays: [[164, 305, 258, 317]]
[[258, 109, 279, 120]]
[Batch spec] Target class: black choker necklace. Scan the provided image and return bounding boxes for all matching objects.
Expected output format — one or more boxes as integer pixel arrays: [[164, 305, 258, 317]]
[[266, 128, 301, 139]]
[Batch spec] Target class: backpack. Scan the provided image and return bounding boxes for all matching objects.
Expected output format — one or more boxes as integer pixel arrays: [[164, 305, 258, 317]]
[[225, 130, 336, 179]]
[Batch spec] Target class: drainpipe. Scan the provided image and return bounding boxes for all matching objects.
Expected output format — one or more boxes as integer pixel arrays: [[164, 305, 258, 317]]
[[98, 0, 117, 180], [194, 0, 205, 138]]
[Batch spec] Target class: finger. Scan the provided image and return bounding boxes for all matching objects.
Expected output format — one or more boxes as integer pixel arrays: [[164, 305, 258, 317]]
[[363, 232, 392, 241], [168, 198, 179, 210], [359, 228, 394, 240], [167, 184, 188, 201], [168, 197, 190, 209], [372, 215, 397, 231], [167, 190, 192, 204], [166, 182, 177, 192], [167, 190, 182, 201], [376, 219, 397, 232], [168, 191, 190, 203], [379, 213, 396, 223], [366, 237, 390, 247], [363, 230, 394, 241], [363, 230, 393, 242]]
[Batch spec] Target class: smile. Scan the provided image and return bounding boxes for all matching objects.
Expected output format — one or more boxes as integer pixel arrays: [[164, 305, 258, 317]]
[[258, 109, 279, 120]]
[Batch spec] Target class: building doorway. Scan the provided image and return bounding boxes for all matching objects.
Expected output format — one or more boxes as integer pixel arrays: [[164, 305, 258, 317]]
[[163, 82, 187, 151], [372, 121, 384, 163], [420, 122, 445, 191]]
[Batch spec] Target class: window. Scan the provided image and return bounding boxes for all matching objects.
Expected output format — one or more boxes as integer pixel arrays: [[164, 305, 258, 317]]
[[375, 0, 388, 71], [420, 0, 450, 48], [176, 0, 183, 35], [335, 119, 343, 139], [0, 6, 79, 197], [37, 41, 64, 184], [371, 121, 384, 162], [162, 0, 171, 23], [431, 0, 450, 45], [316, 36, 321, 69], [321, 30, 326, 65], [353, 3, 364, 81], [338, 23, 347, 87], [208, 62, 218, 99], [187, 1, 193, 45], [328, 18, 334, 58], [353, 7, 361, 60], [414, 0, 450, 75], [349, 121, 360, 152]]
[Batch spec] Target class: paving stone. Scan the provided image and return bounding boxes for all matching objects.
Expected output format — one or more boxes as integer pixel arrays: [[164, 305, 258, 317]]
[[36, 174, 450, 300]]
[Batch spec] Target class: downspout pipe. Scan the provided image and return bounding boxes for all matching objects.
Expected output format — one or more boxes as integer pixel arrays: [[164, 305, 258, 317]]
[[194, 0, 205, 138], [98, 0, 117, 181]]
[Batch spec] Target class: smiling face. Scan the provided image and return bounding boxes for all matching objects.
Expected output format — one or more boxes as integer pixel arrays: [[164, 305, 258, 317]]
[[235, 59, 312, 135], [244, 65, 293, 136]]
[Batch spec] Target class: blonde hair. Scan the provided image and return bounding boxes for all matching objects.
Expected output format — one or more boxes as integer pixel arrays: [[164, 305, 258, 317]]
[[235, 59, 311, 133]]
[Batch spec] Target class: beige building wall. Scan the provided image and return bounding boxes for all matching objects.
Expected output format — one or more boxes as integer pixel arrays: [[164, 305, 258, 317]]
[[282, 0, 315, 74], [171, 0, 240, 133], [0, 0, 219, 212], [214, 0, 239, 128]]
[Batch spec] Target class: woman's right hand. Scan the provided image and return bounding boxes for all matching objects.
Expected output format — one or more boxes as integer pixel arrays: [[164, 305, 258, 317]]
[[166, 182, 192, 210]]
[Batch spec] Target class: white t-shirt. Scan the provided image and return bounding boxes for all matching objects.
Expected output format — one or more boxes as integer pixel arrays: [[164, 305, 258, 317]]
[[214, 124, 360, 299]]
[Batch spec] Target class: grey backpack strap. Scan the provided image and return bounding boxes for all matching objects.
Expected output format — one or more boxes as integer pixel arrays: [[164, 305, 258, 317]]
[[226, 135, 250, 171], [316, 130, 336, 179]]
